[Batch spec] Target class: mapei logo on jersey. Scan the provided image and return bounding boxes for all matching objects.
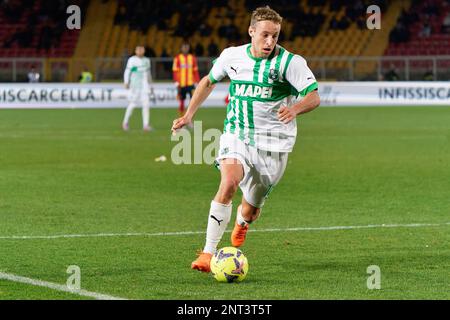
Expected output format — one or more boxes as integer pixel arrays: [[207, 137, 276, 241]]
[[234, 84, 273, 98], [269, 69, 280, 81]]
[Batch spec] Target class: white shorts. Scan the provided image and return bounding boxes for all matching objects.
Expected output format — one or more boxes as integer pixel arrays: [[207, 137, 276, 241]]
[[215, 133, 288, 208], [128, 88, 149, 105]]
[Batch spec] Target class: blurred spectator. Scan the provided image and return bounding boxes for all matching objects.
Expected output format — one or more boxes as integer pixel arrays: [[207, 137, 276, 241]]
[[329, 16, 339, 30], [356, 16, 366, 29], [218, 19, 241, 41], [145, 46, 156, 58], [419, 22, 432, 38], [3, 26, 33, 48], [398, 7, 418, 28], [423, 70, 434, 81], [27, 66, 40, 83], [38, 22, 55, 52], [194, 43, 204, 57], [198, 23, 212, 37], [1, 0, 24, 23], [79, 66, 93, 83], [330, 0, 345, 12], [443, 12, 450, 34], [389, 22, 410, 43], [337, 16, 350, 30], [114, 4, 127, 24], [290, 8, 325, 38], [423, 2, 439, 16], [160, 48, 172, 72], [207, 40, 219, 57]]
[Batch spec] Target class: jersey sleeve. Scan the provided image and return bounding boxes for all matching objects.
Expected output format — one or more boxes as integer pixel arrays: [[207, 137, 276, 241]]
[[284, 55, 318, 97], [208, 48, 230, 84]]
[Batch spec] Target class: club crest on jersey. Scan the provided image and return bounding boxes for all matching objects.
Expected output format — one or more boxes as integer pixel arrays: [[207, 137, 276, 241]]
[[269, 69, 280, 81]]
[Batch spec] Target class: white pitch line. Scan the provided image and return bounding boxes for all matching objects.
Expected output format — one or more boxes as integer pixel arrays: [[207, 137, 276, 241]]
[[0, 272, 127, 300], [0, 222, 449, 241]]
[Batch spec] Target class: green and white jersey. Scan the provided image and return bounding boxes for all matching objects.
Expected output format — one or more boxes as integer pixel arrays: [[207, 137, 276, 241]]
[[124, 55, 151, 90], [209, 44, 318, 152]]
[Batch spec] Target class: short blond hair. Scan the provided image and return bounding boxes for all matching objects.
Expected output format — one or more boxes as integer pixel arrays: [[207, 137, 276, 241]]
[[250, 6, 283, 26]]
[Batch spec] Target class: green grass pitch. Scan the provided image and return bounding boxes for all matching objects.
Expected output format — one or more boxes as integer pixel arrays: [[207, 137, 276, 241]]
[[0, 106, 449, 300]]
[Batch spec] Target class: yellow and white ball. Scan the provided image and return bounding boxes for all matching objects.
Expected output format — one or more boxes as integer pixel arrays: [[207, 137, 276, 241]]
[[210, 247, 248, 283]]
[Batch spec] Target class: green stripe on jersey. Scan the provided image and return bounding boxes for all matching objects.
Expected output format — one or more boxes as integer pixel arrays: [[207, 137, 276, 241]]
[[237, 99, 245, 141], [253, 60, 262, 83], [223, 98, 237, 134], [223, 100, 232, 132], [262, 56, 272, 84], [247, 100, 255, 146], [273, 47, 285, 80]]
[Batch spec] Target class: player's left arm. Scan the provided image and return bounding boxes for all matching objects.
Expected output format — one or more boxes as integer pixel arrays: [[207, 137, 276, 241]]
[[278, 55, 321, 124]]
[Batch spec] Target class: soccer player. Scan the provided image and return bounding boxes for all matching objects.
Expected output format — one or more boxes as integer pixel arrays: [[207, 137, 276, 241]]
[[171, 6, 321, 272], [123, 45, 154, 131], [172, 43, 200, 117]]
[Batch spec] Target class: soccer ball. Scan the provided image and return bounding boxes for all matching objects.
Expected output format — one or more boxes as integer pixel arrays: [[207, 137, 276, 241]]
[[210, 247, 248, 283]]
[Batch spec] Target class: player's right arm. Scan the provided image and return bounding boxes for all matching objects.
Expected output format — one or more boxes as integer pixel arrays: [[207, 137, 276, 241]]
[[171, 75, 215, 134], [171, 48, 230, 134]]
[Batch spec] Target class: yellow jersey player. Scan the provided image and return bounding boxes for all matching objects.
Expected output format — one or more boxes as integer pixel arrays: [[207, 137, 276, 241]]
[[172, 43, 200, 117]]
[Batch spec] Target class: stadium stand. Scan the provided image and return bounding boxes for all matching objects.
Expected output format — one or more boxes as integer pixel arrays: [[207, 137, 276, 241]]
[[385, 0, 450, 56], [0, 0, 88, 57], [1, 0, 450, 81], [95, 0, 390, 59], [383, 0, 450, 78]]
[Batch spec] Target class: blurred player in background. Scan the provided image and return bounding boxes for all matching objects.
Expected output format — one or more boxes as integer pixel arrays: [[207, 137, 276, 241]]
[[172, 43, 200, 118], [123, 45, 154, 132]]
